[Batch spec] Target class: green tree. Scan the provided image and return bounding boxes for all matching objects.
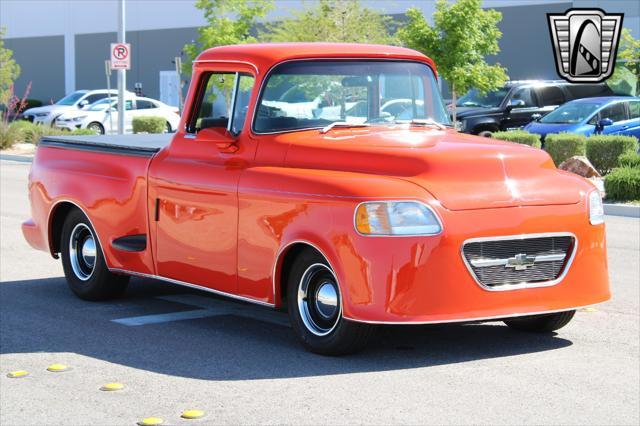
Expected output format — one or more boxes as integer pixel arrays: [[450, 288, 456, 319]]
[[609, 28, 640, 95], [265, 0, 396, 44], [0, 27, 21, 107], [182, 0, 273, 76], [398, 0, 508, 122]]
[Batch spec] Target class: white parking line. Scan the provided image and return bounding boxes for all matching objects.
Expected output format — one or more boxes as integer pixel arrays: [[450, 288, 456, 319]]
[[111, 309, 218, 326], [111, 294, 290, 327]]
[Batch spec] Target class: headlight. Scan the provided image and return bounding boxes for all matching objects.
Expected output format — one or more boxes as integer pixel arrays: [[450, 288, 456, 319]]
[[35, 112, 49, 117], [588, 190, 604, 225], [355, 201, 442, 236], [455, 120, 465, 131], [72, 116, 87, 122]]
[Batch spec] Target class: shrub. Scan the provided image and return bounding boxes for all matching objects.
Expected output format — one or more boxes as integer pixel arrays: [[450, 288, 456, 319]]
[[0, 121, 98, 149], [586, 134, 638, 175], [491, 130, 541, 148], [544, 132, 587, 166], [71, 128, 98, 136], [605, 166, 640, 201], [0, 122, 20, 149], [619, 151, 640, 169], [133, 116, 166, 134], [24, 99, 43, 109]]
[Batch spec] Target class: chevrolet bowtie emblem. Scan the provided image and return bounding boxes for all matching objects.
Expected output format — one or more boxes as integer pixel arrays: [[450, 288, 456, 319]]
[[505, 253, 537, 271], [547, 8, 623, 83]]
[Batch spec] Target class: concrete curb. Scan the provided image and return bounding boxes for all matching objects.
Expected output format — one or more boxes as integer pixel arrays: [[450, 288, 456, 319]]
[[604, 203, 640, 218], [0, 154, 33, 163]]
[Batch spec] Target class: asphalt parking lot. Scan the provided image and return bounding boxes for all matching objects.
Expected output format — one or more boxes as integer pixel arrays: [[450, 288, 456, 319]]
[[1, 158, 639, 425]]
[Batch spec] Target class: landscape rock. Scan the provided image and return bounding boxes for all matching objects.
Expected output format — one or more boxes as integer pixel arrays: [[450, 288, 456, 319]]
[[558, 156, 601, 178]]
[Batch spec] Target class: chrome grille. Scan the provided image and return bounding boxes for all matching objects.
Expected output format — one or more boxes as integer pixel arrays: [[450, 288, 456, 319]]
[[462, 234, 576, 290]]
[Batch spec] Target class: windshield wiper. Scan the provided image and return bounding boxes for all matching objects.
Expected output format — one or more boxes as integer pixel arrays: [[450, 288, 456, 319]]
[[320, 122, 369, 134]]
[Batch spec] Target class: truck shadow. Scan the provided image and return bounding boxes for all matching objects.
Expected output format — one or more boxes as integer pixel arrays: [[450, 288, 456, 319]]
[[0, 276, 572, 380]]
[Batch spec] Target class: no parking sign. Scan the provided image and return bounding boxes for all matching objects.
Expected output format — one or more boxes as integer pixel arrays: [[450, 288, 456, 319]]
[[110, 43, 131, 70]]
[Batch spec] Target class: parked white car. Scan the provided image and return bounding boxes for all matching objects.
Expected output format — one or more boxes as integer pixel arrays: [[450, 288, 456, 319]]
[[55, 96, 180, 134], [22, 89, 130, 126]]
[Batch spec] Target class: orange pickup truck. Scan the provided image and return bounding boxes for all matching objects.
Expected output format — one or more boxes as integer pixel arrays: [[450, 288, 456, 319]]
[[23, 43, 610, 354]]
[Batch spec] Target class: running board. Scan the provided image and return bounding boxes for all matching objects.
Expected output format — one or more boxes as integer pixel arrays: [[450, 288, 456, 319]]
[[112, 234, 147, 252]]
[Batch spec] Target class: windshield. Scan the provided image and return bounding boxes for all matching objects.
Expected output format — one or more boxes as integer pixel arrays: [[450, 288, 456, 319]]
[[456, 88, 509, 108], [88, 98, 115, 111], [254, 61, 450, 133], [540, 101, 602, 124], [56, 91, 86, 106]]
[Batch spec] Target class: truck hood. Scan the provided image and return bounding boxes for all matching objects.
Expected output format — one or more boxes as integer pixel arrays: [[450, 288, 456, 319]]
[[454, 106, 503, 119], [282, 127, 585, 211]]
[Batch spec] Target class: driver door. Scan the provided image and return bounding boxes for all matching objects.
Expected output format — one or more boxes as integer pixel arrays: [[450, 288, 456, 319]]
[[148, 69, 256, 294]]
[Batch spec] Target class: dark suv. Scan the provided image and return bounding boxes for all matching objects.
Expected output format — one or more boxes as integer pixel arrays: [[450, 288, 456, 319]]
[[452, 80, 616, 137]]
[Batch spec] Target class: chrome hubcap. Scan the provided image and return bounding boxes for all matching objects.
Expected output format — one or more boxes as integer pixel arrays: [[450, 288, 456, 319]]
[[69, 223, 96, 281], [297, 263, 341, 336], [315, 281, 338, 319]]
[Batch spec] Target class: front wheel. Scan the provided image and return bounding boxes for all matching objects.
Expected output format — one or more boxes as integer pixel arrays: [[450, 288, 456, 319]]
[[504, 310, 576, 333], [87, 122, 105, 135], [60, 209, 129, 301], [287, 248, 375, 355]]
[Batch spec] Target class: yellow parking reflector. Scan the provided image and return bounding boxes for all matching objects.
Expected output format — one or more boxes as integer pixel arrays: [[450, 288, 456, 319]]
[[100, 382, 124, 391], [7, 370, 29, 378], [181, 409, 205, 419], [581, 307, 598, 313], [138, 417, 163, 426], [47, 364, 69, 372]]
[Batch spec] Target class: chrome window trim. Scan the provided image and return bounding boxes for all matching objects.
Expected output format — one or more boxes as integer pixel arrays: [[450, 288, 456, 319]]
[[109, 268, 275, 308], [352, 200, 444, 237], [227, 72, 240, 133], [460, 232, 578, 292], [250, 58, 440, 136]]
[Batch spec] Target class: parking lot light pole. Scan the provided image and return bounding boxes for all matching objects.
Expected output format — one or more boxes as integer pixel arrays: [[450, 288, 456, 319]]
[[117, 0, 126, 135]]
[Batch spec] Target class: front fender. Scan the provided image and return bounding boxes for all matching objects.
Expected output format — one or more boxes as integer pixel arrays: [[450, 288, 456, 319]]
[[236, 166, 430, 312]]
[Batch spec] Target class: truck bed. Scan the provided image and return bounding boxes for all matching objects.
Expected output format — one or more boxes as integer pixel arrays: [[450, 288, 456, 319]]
[[39, 133, 172, 157]]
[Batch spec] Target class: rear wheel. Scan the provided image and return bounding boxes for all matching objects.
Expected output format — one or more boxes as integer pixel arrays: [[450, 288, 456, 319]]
[[87, 122, 105, 135], [60, 209, 129, 301], [287, 248, 375, 355], [477, 129, 495, 137], [504, 310, 575, 332]]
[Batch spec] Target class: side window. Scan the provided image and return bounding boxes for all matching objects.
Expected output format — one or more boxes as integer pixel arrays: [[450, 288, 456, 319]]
[[510, 87, 535, 107], [115, 100, 133, 111], [231, 75, 255, 135], [189, 72, 254, 134], [628, 101, 639, 119], [600, 102, 627, 122], [136, 100, 156, 110], [85, 94, 106, 104], [537, 86, 565, 106], [565, 84, 612, 99]]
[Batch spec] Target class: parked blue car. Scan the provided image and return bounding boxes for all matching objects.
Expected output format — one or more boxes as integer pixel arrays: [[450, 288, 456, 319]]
[[524, 96, 640, 141]]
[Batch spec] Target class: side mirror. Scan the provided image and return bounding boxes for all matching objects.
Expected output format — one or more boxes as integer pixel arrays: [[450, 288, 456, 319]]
[[78, 100, 89, 109], [598, 118, 613, 127], [509, 99, 526, 109], [196, 127, 238, 153]]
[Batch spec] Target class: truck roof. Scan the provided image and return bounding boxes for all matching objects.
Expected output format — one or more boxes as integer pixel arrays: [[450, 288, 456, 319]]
[[195, 43, 436, 74]]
